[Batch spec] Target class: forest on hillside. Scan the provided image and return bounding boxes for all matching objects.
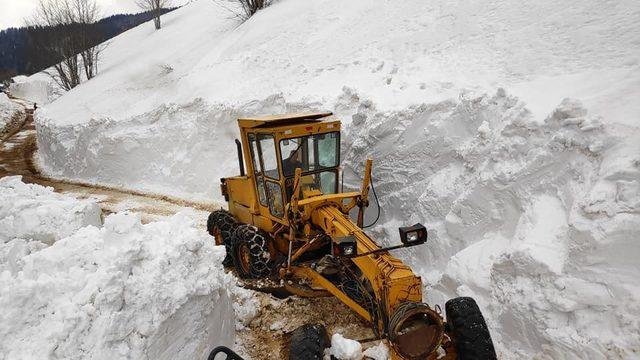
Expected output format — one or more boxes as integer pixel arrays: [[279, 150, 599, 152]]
[[0, 8, 175, 83]]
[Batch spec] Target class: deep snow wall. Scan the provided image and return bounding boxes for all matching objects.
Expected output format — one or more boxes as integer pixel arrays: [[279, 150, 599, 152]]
[[35, 95, 319, 200], [341, 90, 640, 359], [0, 93, 25, 140], [0, 177, 236, 360]]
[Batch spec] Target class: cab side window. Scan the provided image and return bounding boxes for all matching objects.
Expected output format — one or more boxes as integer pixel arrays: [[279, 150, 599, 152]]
[[248, 134, 267, 206], [258, 135, 280, 180]]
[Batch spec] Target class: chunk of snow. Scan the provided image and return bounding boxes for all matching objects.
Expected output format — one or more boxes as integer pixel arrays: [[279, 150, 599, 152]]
[[362, 342, 389, 360], [328, 333, 362, 360]]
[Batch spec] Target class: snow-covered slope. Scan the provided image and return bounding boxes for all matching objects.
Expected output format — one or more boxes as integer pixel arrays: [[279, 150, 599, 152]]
[[30, 0, 640, 358], [0, 177, 236, 360]]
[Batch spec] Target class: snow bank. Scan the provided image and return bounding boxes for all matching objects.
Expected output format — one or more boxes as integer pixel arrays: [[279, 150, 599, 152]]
[[0, 176, 102, 245], [9, 73, 59, 105], [0, 93, 25, 140], [342, 91, 640, 359], [0, 179, 236, 359]]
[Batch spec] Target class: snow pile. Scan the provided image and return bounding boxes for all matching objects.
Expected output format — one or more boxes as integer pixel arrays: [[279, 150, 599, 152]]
[[0, 176, 102, 245], [0, 92, 25, 140], [0, 179, 236, 359], [327, 333, 362, 360], [343, 91, 640, 359]]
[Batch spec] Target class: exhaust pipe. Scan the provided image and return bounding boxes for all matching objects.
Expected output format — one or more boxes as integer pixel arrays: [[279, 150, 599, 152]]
[[235, 139, 245, 176]]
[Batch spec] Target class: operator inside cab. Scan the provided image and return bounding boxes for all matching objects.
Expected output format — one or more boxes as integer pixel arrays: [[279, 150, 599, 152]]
[[283, 146, 304, 175]]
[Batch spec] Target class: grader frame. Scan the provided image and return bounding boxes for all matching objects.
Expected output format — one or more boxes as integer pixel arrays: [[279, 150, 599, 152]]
[[212, 112, 495, 359]]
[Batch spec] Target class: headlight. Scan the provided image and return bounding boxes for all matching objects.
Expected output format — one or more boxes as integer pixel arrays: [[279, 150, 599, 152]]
[[343, 244, 355, 256], [399, 224, 428, 245], [334, 235, 357, 257]]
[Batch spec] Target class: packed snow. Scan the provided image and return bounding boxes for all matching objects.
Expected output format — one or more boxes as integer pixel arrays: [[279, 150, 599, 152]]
[[15, 0, 640, 358], [9, 73, 59, 105], [343, 92, 640, 359], [0, 176, 101, 245], [0, 177, 237, 359], [0, 92, 24, 140]]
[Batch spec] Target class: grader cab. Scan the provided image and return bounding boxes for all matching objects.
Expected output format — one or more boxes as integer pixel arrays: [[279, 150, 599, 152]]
[[207, 112, 496, 360]]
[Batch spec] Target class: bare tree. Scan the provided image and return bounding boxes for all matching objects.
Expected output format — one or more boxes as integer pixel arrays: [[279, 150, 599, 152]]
[[213, 0, 272, 21], [74, 0, 101, 81], [29, 0, 102, 90], [136, 0, 170, 30]]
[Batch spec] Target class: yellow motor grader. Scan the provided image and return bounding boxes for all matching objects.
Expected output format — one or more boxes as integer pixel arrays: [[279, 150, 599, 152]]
[[207, 112, 496, 360]]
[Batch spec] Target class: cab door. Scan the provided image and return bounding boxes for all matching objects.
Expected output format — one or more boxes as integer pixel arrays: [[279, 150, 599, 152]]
[[248, 133, 286, 223]]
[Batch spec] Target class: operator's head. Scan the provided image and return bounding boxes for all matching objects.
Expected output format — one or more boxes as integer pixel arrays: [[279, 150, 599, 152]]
[[289, 148, 301, 161]]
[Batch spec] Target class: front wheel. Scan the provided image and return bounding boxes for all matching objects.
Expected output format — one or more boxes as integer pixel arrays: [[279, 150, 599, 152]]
[[289, 323, 329, 360], [232, 225, 273, 279], [445, 297, 497, 360], [207, 210, 238, 267]]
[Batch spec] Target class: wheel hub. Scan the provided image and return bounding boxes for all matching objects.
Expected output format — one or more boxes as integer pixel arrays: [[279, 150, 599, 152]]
[[239, 243, 252, 274]]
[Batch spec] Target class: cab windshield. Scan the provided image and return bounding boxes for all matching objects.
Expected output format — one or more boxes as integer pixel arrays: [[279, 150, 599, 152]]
[[280, 132, 339, 198], [280, 132, 339, 176]]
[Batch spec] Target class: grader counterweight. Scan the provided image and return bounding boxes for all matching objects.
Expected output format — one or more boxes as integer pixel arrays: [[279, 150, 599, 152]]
[[207, 112, 496, 360]]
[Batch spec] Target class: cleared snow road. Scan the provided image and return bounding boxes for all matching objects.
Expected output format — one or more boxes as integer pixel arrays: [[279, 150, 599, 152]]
[[0, 99, 220, 224]]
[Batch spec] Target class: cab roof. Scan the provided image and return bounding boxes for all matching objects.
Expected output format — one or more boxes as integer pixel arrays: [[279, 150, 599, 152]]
[[237, 112, 334, 129]]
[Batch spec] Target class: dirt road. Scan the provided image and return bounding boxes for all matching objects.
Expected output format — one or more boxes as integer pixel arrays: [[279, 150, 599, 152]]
[[0, 100, 219, 224]]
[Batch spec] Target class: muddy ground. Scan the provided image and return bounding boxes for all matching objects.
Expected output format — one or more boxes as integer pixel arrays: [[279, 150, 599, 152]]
[[0, 97, 375, 359]]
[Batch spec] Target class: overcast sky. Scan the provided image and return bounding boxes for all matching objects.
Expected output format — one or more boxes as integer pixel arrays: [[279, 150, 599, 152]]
[[0, 0, 186, 31]]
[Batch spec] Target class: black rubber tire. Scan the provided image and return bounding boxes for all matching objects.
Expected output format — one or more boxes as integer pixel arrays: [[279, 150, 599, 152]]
[[207, 210, 238, 267], [445, 297, 497, 360], [232, 225, 273, 279], [289, 324, 329, 360]]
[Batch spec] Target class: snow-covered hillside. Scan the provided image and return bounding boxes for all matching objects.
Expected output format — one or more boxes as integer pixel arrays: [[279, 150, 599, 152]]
[[0, 176, 236, 359], [33, 0, 640, 199], [25, 0, 640, 358]]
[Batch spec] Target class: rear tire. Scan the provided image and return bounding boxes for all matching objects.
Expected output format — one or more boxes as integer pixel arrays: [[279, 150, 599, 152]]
[[289, 324, 328, 360], [232, 225, 273, 279], [207, 210, 237, 267], [445, 297, 497, 360]]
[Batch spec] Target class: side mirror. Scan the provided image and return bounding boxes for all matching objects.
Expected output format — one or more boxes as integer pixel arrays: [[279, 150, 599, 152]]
[[399, 224, 427, 245]]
